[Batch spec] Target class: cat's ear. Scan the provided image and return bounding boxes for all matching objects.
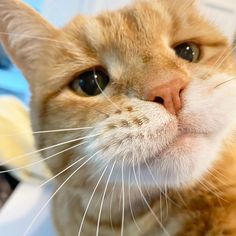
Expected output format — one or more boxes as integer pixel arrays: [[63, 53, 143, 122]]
[[0, 0, 58, 83]]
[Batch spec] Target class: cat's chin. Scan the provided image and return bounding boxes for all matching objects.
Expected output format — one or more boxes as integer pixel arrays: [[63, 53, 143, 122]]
[[103, 131, 221, 190]]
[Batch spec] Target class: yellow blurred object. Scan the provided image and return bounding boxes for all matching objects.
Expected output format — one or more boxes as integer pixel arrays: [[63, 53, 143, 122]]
[[0, 96, 51, 184]]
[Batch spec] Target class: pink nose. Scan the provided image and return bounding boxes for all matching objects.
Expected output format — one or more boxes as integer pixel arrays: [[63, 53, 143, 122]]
[[146, 77, 188, 115]]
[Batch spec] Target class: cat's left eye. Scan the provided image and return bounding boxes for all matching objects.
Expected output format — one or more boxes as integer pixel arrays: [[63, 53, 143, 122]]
[[174, 42, 200, 63], [70, 68, 110, 96]]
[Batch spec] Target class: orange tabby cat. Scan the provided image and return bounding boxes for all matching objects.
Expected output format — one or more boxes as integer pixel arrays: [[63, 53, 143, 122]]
[[1, 0, 236, 235]]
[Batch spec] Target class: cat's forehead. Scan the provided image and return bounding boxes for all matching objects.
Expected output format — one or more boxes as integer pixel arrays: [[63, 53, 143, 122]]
[[65, 0, 222, 58], [77, 1, 173, 53]]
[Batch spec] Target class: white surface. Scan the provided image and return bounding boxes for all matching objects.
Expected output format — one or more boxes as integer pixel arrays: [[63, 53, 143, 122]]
[[42, 0, 132, 27], [200, 0, 236, 42], [0, 183, 57, 236]]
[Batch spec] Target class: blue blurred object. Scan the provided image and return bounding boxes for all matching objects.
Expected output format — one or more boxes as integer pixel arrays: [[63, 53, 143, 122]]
[[24, 0, 44, 11], [0, 67, 30, 104], [0, 0, 44, 105], [0, 46, 11, 69]]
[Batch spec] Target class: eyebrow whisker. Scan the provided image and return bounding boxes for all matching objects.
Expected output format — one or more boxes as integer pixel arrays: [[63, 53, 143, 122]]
[[214, 77, 236, 88]]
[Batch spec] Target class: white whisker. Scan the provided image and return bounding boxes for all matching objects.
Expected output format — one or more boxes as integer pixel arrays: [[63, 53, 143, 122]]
[[109, 176, 118, 232], [0, 133, 100, 167], [164, 169, 169, 221], [23, 150, 102, 236], [202, 45, 236, 80], [144, 161, 180, 208], [174, 190, 193, 217], [211, 45, 236, 74], [198, 180, 226, 203], [1, 127, 94, 137], [128, 167, 142, 232], [121, 158, 125, 236], [77, 166, 108, 236], [132, 158, 170, 236], [0, 141, 88, 175], [96, 161, 116, 236], [206, 169, 229, 187], [210, 167, 229, 181], [40, 154, 89, 188], [94, 68, 122, 112], [160, 190, 163, 222], [215, 77, 236, 88]]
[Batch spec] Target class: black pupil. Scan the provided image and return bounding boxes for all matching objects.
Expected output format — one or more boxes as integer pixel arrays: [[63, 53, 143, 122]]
[[175, 43, 195, 62], [76, 70, 109, 96]]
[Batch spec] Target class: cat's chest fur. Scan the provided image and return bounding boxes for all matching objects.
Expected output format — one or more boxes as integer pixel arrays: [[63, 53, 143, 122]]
[[52, 190, 236, 236], [52, 159, 236, 236]]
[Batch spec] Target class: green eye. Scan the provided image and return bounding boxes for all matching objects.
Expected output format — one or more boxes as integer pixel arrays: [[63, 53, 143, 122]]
[[70, 68, 110, 96], [174, 42, 200, 63]]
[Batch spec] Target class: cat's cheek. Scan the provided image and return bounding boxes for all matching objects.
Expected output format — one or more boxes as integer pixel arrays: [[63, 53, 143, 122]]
[[180, 75, 236, 135], [147, 135, 221, 189]]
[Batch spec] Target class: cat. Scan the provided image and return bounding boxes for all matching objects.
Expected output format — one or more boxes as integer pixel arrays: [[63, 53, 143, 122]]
[[1, 0, 236, 235]]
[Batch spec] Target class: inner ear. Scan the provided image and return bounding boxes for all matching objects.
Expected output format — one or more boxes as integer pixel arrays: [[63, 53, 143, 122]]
[[0, 0, 58, 84]]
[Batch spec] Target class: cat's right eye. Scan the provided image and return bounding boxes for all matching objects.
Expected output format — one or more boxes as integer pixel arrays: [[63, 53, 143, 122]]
[[70, 68, 110, 96], [174, 42, 200, 63]]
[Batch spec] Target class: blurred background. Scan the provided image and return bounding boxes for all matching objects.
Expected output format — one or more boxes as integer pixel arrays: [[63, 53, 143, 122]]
[[0, 0, 236, 235]]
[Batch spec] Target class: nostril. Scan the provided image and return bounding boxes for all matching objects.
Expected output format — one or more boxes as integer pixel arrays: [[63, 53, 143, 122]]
[[154, 96, 164, 105], [146, 77, 188, 114]]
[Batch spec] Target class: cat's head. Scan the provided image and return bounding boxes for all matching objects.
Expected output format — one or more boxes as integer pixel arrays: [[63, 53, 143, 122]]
[[1, 0, 236, 190]]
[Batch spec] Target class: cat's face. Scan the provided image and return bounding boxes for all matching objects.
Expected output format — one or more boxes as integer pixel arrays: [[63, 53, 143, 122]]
[[1, 0, 236, 190]]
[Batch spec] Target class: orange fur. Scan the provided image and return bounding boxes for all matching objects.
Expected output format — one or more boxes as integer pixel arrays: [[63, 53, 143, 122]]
[[1, 0, 236, 235]]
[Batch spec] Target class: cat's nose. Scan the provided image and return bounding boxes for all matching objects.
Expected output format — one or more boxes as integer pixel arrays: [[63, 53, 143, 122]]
[[146, 77, 188, 115]]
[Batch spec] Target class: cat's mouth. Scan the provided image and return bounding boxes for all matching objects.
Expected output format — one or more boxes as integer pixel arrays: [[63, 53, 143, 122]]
[[86, 110, 223, 190], [159, 130, 208, 154], [102, 127, 217, 189]]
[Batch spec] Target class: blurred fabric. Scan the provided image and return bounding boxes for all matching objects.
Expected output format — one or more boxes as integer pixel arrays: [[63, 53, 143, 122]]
[[0, 174, 13, 209], [0, 96, 51, 184]]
